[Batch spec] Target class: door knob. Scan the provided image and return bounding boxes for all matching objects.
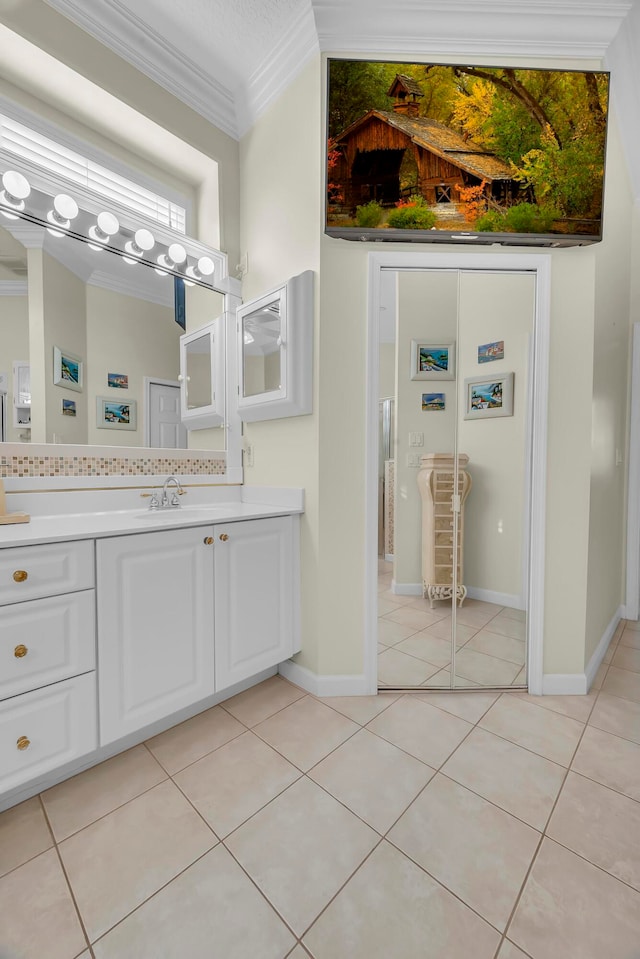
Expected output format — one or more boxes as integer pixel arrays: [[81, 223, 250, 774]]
[[219, 533, 229, 542]]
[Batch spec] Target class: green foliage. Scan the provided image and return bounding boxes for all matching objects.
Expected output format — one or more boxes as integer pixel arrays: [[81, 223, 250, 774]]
[[386, 197, 436, 230], [355, 200, 384, 228], [475, 210, 506, 232], [476, 203, 559, 233]]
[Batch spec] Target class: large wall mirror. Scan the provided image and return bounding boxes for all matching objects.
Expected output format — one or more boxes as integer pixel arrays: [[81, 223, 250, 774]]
[[377, 266, 535, 690], [0, 220, 225, 450]]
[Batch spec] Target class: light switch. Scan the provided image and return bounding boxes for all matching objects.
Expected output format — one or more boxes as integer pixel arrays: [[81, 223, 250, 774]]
[[409, 432, 424, 447], [406, 453, 421, 468]]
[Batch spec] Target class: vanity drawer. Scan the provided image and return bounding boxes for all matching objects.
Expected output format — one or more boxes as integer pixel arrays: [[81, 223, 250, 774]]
[[0, 673, 96, 794], [0, 591, 95, 701], [0, 540, 94, 605]]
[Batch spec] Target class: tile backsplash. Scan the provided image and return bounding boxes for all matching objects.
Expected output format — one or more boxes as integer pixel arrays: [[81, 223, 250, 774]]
[[0, 454, 226, 478]]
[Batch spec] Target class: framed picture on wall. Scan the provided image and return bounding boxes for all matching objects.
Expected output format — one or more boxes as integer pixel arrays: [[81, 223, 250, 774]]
[[53, 347, 83, 392], [478, 340, 505, 363], [61, 399, 76, 417], [421, 392, 446, 411], [107, 373, 129, 389], [464, 372, 514, 419], [410, 341, 455, 380], [96, 397, 137, 430]]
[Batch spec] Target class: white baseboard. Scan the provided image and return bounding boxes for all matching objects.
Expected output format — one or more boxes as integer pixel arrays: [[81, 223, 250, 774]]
[[466, 587, 524, 609], [391, 581, 423, 596], [278, 660, 372, 696], [542, 605, 622, 696]]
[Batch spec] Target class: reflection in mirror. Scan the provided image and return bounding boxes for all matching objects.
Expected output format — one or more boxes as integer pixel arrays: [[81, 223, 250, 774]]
[[242, 301, 282, 398], [377, 268, 532, 691], [185, 332, 213, 410], [0, 221, 224, 450]]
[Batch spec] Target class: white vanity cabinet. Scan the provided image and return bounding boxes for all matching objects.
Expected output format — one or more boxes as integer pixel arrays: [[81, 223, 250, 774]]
[[214, 515, 298, 690], [0, 540, 97, 794], [97, 526, 216, 745]]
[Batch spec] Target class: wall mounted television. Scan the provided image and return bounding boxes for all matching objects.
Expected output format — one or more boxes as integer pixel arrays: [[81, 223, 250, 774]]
[[325, 59, 610, 247]]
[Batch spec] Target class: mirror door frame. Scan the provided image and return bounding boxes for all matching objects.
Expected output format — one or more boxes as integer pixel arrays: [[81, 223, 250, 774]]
[[364, 251, 552, 695]]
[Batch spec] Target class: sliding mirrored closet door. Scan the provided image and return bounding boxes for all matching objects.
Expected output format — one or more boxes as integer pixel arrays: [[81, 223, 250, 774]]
[[377, 268, 534, 690]]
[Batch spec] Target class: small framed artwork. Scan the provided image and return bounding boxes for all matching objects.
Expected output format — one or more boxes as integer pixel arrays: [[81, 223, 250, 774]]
[[96, 397, 137, 431], [422, 392, 446, 411], [464, 372, 514, 420], [478, 340, 505, 363], [108, 373, 129, 389], [411, 341, 455, 380], [53, 347, 83, 392], [61, 398, 76, 417]]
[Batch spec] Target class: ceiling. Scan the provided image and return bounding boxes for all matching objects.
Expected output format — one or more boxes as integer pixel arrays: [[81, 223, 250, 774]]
[[40, 0, 637, 140]]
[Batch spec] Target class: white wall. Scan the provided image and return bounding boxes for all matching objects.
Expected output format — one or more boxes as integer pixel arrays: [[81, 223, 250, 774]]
[[0, 295, 29, 442]]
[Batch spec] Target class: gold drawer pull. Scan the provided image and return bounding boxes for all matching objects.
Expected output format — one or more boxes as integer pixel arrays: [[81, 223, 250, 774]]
[[203, 536, 214, 545], [16, 736, 30, 751], [13, 570, 28, 583], [219, 533, 229, 542], [14, 644, 28, 658]]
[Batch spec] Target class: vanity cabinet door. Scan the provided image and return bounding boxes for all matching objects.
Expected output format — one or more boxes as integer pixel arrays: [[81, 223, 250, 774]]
[[97, 527, 215, 745], [214, 515, 299, 691]]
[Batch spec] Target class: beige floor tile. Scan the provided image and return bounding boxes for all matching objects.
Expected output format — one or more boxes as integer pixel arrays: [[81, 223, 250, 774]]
[[497, 942, 530, 959], [226, 777, 378, 936], [59, 779, 216, 942], [377, 647, 441, 686], [92, 845, 295, 959], [480, 694, 584, 766], [174, 730, 300, 838], [480, 616, 526, 642], [0, 848, 87, 959], [383, 605, 452, 631], [0, 797, 52, 879], [377, 617, 420, 646], [590, 661, 609, 691], [389, 774, 539, 931], [42, 745, 167, 841], [220, 675, 307, 727], [317, 693, 399, 725], [495, 607, 527, 623], [455, 602, 504, 629], [622, 618, 640, 631], [454, 647, 522, 686], [309, 728, 435, 834], [512, 666, 527, 685], [601, 665, 640, 702], [465, 630, 526, 665], [422, 669, 480, 687], [377, 589, 416, 607], [571, 725, 640, 801], [413, 690, 500, 723], [253, 696, 359, 771], [287, 948, 311, 958], [302, 840, 500, 959], [588, 691, 640, 745], [512, 691, 597, 724], [394, 631, 454, 667], [146, 705, 245, 774], [508, 839, 640, 959], [612, 643, 640, 673], [442, 727, 565, 830], [619, 627, 640, 649], [422, 617, 478, 644], [377, 597, 405, 616], [547, 771, 640, 891], [367, 695, 472, 768]]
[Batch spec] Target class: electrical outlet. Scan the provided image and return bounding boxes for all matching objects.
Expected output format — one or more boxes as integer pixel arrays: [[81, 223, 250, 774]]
[[406, 452, 421, 468], [409, 432, 424, 447], [244, 444, 254, 467]]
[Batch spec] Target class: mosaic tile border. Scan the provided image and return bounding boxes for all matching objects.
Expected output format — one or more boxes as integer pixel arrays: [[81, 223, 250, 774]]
[[0, 455, 226, 478]]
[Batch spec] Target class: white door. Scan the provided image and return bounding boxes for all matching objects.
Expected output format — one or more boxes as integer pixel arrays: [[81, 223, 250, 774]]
[[97, 527, 215, 745], [147, 380, 187, 449], [214, 516, 298, 691]]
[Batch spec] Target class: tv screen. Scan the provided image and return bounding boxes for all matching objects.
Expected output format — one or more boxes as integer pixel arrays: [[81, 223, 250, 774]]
[[326, 59, 609, 247]]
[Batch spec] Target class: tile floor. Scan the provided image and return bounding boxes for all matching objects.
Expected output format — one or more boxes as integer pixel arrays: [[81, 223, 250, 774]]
[[1, 619, 640, 958], [378, 559, 527, 688]]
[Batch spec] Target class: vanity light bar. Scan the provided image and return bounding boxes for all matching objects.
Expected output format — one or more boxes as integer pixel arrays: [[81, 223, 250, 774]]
[[0, 166, 228, 291]]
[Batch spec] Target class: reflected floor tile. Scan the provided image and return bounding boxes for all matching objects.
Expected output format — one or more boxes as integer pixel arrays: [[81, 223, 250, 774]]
[[378, 598, 405, 616], [479, 695, 583, 766], [601, 666, 640, 703], [393, 632, 454, 667], [0, 797, 52, 879], [388, 774, 540, 931], [377, 589, 416, 607], [226, 777, 378, 936], [253, 696, 359, 771], [92, 845, 295, 959], [480, 616, 526, 642], [455, 602, 504, 629], [422, 618, 478, 644], [421, 669, 480, 688], [382, 606, 450, 631], [146, 705, 245, 774], [454, 648, 521, 686], [612, 644, 640, 673], [547, 771, 640, 891], [619, 628, 640, 649], [512, 691, 597, 724], [497, 942, 530, 959], [509, 839, 640, 959], [377, 618, 418, 647], [588, 691, 640, 745], [0, 848, 87, 959], [571, 725, 640, 801], [303, 840, 500, 959], [317, 693, 400, 726], [309, 728, 435, 834], [495, 607, 526, 623], [377, 647, 441, 686], [466, 629, 526, 666], [442, 727, 565, 830], [220, 675, 307, 727], [413, 690, 499, 723], [367, 695, 472, 768]]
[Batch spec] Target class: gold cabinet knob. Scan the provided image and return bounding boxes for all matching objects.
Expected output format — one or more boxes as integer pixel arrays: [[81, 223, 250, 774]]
[[203, 536, 214, 545], [16, 736, 30, 751], [14, 644, 28, 658], [219, 533, 229, 542], [13, 570, 28, 583]]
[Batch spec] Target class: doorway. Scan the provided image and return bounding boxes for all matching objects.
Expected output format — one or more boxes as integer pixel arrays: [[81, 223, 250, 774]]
[[365, 252, 551, 695], [144, 378, 187, 449]]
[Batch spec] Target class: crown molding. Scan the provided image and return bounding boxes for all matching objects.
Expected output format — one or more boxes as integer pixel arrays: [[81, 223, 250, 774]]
[[87, 269, 173, 308], [42, 0, 239, 139]]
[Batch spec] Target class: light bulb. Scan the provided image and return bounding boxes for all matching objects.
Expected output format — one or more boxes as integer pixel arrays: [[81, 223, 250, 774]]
[[157, 242, 187, 271], [0, 170, 30, 219], [46, 193, 79, 233], [124, 228, 155, 258], [186, 255, 215, 281], [88, 211, 119, 244]]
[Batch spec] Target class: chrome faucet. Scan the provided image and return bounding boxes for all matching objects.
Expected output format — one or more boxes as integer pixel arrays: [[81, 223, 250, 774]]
[[160, 475, 183, 509]]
